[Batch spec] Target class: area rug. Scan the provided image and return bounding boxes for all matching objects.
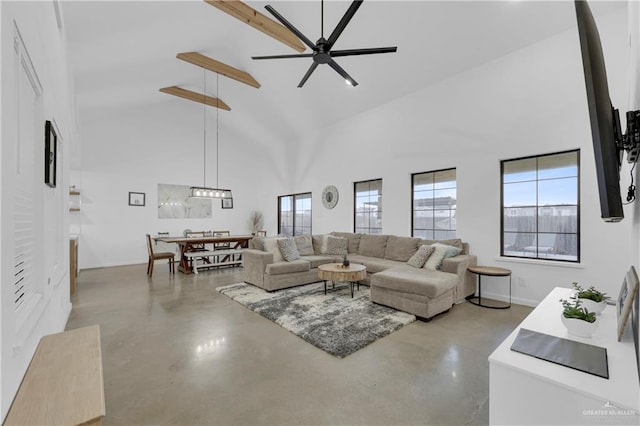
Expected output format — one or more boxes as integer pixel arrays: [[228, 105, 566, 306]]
[[217, 282, 416, 358]]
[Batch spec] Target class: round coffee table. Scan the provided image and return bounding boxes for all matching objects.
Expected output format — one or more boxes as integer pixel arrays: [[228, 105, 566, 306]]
[[467, 265, 512, 309], [317, 263, 366, 298]]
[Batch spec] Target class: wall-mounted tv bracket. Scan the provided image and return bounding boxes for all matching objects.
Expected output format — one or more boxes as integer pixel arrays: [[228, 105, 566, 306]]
[[616, 109, 640, 203], [621, 109, 640, 164]]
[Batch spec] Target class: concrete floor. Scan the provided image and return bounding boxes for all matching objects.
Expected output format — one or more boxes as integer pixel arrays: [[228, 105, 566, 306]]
[[67, 264, 532, 426]]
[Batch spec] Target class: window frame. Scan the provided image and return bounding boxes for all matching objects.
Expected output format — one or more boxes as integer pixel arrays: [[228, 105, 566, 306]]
[[411, 168, 457, 239], [353, 178, 383, 234], [277, 192, 312, 236], [500, 149, 581, 263]]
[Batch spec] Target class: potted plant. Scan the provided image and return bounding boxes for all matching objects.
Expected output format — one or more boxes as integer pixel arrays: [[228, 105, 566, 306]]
[[559, 298, 599, 338], [571, 282, 609, 315]]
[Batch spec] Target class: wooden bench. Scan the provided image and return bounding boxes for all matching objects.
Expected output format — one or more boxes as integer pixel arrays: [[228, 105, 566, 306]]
[[4, 325, 105, 426], [185, 249, 244, 273]]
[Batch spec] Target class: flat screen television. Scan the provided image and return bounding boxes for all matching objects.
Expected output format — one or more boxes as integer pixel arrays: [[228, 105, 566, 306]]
[[574, 0, 625, 222]]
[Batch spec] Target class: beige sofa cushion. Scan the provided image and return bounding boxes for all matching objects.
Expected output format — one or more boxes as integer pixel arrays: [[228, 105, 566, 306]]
[[300, 255, 337, 268], [265, 260, 310, 275], [262, 237, 285, 262], [312, 234, 329, 255], [294, 235, 314, 256], [358, 235, 389, 258], [251, 236, 266, 251], [330, 232, 362, 253], [384, 236, 421, 261], [347, 255, 402, 274], [420, 238, 463, 250], [372, 267, 457, 298]]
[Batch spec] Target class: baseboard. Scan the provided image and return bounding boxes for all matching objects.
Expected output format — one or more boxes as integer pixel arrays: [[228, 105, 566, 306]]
[[474, 290, 538, 308]]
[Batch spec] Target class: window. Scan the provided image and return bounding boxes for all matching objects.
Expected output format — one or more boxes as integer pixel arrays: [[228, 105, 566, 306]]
[[501, 150, 580, 262], [278, 192, 312, 236], [354, 179, 382, 234], [412, 168, 456, 239]]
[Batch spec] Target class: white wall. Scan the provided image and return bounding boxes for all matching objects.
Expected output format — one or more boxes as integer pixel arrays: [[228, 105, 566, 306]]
[[0, 1, 76, 421], [76, 93, 290, 268], [74, 5, 635, 306], [289, 7, 632, 306]]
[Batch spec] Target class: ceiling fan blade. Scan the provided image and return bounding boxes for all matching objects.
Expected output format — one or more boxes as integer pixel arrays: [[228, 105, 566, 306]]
[[297, 63, 319, 88], [265, 5, 317, 51], [330, 47, 397, 57], [325, 0, 363, 50], [252, 53, 314, 60], [327, 59, 358, 87]]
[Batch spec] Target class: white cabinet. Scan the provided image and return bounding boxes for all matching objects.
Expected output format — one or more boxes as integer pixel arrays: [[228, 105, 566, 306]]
[[489, 287, 639, 425]]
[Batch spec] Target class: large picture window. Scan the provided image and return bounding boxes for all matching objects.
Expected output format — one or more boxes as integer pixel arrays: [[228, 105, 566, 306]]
[[278, 192, 312, 236], [501, 150, 580, 262], [412, 168, 456, 239], [354, 179, 382, 234]]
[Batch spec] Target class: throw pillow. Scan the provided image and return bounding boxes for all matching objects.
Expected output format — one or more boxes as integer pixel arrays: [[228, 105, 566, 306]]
[[423, 245, 449, 271], [277, 237, 301, 262], [325, 235, 348, 255], [294, 235, 314, 256], [330, 232, 362, 253], [312, 234, 329, 255], [433, 242, 463, 259], [407, 245, 435, 268], [251, 236, 266, 251], [262, 237, 285, 263]]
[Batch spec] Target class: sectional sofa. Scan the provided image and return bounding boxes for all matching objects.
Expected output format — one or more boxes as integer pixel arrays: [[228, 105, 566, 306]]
[[242, 232, 477, 319]]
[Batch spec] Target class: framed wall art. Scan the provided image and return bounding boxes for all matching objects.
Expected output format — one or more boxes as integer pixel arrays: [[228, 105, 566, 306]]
[[128, 192, 146, 207], [44, 120, 57, 188], [617, 266, 639, 341]]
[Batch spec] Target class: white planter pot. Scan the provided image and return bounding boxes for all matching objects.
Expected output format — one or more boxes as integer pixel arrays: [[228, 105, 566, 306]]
[[578, 298, 607, 315], [561, 314, 599, 338]]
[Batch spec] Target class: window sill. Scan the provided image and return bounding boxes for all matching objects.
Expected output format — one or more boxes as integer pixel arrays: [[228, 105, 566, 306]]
[[495, 256, 584, 269]]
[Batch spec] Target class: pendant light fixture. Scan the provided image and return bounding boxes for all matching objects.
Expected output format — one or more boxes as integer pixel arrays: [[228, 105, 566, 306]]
[[190, 71, 232, 200]]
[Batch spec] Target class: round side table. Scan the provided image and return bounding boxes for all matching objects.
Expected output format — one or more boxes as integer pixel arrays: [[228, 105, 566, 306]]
[[467, 265, 512, 309]]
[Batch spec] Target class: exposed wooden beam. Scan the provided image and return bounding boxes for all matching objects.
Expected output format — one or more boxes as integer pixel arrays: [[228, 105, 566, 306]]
[[159, 86, 231, 111], [177, 52, 260, 89], [204, 0, 305, 53]]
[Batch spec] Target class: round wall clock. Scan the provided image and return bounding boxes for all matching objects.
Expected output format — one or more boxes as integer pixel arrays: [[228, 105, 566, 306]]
[[321, 185, 339, 209]]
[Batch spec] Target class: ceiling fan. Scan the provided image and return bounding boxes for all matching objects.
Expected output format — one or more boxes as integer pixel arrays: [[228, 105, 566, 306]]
[[251, 0, 397, 88]]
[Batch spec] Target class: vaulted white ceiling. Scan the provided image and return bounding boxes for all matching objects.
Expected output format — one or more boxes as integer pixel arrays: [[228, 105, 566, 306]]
[[63, 1, 625, 152]]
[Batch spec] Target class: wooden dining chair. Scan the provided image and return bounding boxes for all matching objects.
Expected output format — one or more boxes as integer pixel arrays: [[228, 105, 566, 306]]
[[146, 234, 175, 276], [212, 230, 231, 250], [185, 230, 208, 251]]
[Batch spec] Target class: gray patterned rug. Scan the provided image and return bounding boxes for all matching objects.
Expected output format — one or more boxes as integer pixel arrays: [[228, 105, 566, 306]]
[[217, 282, 416, 358]]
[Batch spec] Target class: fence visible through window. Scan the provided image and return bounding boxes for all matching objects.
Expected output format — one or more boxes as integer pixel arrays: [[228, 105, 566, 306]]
[[501, 150, 580, 262]]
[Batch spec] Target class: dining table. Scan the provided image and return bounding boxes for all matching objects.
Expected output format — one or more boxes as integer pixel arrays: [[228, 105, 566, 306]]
[[154, 235, 253, 274]]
